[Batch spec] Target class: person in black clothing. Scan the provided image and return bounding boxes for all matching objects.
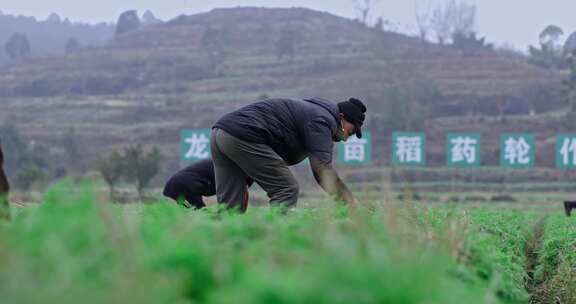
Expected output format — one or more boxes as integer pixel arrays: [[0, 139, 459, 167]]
[[163, 159, 252, 211], [211, 97, 366, 211], [0, 141, 9, 220], [564, 201, 576, 217]]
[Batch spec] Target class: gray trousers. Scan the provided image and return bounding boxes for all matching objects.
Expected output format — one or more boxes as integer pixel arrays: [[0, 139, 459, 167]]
[[210, 128, 299, 210]]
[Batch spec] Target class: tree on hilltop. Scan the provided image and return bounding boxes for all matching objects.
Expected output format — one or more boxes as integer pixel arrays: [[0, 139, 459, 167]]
[[529, 25, 566, 69], [115, 10, 141, 36], [540, 25, 564, 51], [142, 10, 162, 26]]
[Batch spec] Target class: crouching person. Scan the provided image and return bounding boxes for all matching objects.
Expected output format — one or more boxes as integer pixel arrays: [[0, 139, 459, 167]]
[[163, 159, 252, 212], [564, 201, 576, 217], [0, 141, 10, 220]]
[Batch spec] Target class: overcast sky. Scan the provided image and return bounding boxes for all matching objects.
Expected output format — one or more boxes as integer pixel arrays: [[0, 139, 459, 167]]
[[1, 0, 575, 50]]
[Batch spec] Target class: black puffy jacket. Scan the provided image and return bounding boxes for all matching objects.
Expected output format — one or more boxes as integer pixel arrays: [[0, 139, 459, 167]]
[[213, 97, 340, 165]]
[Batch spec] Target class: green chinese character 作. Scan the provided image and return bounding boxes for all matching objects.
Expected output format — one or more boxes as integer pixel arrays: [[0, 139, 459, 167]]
[[556, 135, 576, 169]]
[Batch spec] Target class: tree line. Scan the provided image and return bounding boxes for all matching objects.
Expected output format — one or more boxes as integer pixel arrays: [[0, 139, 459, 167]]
[[96, 145, 161, 202], [0, 11, 114, 64], [0, 125, 163, 202], [0, 9, 162, 64]]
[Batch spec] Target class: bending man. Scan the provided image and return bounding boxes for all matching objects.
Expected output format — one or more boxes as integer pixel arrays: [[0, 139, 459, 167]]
[[211, 97, 367, 211]]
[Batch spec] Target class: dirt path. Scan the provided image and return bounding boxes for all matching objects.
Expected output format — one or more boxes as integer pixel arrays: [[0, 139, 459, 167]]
[[524, 217, 547, 303]]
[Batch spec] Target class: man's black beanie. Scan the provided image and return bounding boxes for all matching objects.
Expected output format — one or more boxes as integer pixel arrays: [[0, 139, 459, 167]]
[[337, 98, 367, 138]]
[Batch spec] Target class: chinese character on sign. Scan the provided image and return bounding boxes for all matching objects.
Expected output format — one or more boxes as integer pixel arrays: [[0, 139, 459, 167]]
[[185, 134, 210, 159], [392, 132, 425, 166], [181, 129, 211, 163], [504, 138, 530, 164], [397, 136, 422, 162], [500, 134, 534, 168], [338, 132, 372, 166], [556, 135, 576, 168], [344, 137, 368, 161], [447, 134, 480, 167]]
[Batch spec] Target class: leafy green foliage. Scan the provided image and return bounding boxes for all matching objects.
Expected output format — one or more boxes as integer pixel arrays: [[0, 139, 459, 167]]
[[96, 145, 161, 201], [95, 151, 125, 200], [463, 210, 535, 303], [0, 182, 522, 304], [532, 215, 576, 303], [122, 145, 161, 200], [2, 182, 575, 303]]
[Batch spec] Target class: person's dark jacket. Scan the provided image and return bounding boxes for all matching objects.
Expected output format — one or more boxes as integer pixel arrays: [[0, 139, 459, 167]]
[[213, 98, 356, 206], [0, 141, 8, 194], [213, 97, 339, 166], [0, 140, 10, 220], [163, 159, 253, 208], [165, 159, 217, 198]]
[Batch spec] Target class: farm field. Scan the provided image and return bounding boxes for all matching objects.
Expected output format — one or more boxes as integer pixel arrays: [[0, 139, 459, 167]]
[[0, 181, 574, 303], [2, 4, 576, 304]]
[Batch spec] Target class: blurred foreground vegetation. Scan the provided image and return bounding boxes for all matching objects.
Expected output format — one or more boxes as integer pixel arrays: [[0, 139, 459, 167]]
[[0, 181, 574, 303]]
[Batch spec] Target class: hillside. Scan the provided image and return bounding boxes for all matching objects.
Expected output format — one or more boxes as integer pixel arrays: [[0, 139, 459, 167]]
[[0, 7, 567, 177], [0, 8, 559, 100]]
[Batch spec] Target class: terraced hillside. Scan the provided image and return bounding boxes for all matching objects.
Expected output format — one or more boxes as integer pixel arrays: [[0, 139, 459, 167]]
[[0, 7, 564, 173]]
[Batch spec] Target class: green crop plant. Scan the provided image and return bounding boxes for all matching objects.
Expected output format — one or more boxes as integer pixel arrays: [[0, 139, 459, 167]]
[[3, 180, 576, 303]]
